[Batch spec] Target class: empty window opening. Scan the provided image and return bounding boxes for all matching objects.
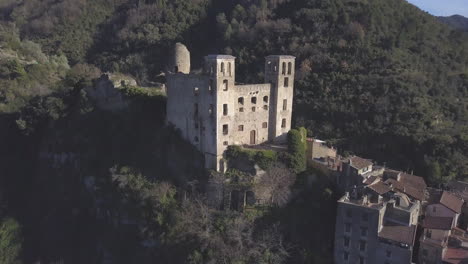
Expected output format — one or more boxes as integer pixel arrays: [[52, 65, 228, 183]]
[[263, 105, 268, 110], [228, 62, 232, 76], [274, 64, 277, 72], [223, 80, 228, 91], [360, 227, 367, 236], [223, 124, 228, 135], [194, 103, 199, 115], [209, 79, 214, 94], [251, 97, 257, 104], [221, 62, 225, 75], [359, 256, 365, 264], [344, 252, 349, 261], [263, 96, 269, 103], [238, 125, 244, 131], [209, 104, 213, 116], [262, 122, 268, 128], [345, 223, 351, 233], [252, 107, 256, 112], [194, 136, 199, 143], [281, 119, 286, 128], [268, 61, 272, 71], [283, 99, 287, 111], [194, 87, 199, 96], [175, 66, 179, 73], [239, 107, 244, 112], [210, 65, 214, 75], [288, 62, 292, 74], [359, 240, 366, 251], [282, 62, 286, 75], [223, 104, 228, 116], [238, 97, 244, 105], [344, 237, 350, 247], [284, 77, 289, 87], [362, 213, 369, 221], [223, 141, 228, 146]]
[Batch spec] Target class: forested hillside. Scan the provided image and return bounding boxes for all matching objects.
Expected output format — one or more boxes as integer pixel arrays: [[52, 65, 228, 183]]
[[439, 15, 468, 32], [1, 0, 468, 263]]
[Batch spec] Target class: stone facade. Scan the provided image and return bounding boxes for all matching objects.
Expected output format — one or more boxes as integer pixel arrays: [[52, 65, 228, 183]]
[[166, 43, 295, 171]]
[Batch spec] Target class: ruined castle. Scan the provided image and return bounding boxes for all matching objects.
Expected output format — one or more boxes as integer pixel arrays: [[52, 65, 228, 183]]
[[166, 43, 295, 171]]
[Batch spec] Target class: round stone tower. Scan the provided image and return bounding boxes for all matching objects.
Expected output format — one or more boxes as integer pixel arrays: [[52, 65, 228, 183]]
[[170, 42, 190, 74]]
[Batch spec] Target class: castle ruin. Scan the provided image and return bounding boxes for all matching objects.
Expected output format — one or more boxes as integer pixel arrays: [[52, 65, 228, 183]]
[[166, 43, 295, 171]]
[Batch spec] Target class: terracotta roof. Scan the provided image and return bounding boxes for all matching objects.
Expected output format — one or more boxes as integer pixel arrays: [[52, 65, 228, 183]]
[[443, 247, 468, 264], [399, 173, 427, 189], [385, 178, 425, 201], [379, 224, 416, 245], [367, 181, 391, 195], [440, 191, 464, 214], [349, 156, 373, 170], [364, 176, 378, 185], [385, 178, 404, 190], [423, 216, 453, 230]]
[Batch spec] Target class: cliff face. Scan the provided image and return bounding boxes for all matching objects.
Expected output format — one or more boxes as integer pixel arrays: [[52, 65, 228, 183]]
[[439, 15, 468, 32]]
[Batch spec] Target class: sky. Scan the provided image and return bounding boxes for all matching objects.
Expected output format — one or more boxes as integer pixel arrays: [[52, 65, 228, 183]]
[[406, 0, 468, 17]]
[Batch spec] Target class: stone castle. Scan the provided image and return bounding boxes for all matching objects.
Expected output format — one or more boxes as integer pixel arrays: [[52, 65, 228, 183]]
[[166, 43, 295, 171]]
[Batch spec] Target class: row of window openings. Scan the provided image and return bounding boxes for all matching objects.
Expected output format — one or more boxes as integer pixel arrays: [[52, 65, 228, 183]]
[[194, 77, 289, 96], [344, 224, 368, 237], [346, 210, 369, 221], [268, 61, 293, 75], [207, 62, 233, 77], [196, 101, 287, 117], [222, 120, 287, 135], [194, 80, 229, 96], [194, 120, 287, 140], [343, 252, 366, 264]]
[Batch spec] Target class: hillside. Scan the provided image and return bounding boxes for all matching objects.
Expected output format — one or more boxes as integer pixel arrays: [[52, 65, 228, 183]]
[[439, 15, 468, 32], [1, 0, 468, 263]]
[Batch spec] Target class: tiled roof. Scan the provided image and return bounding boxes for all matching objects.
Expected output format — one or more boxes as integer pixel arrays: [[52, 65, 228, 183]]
[[385, 178, 425, 201], [349, 156, 373, 170], [440, 191, 464, 214], [364, 176, 378, 185], [423, 216, 453, 230], [367, 181, 391, 195], [442, 247, 468, 264], [399, 173, 427, 189], [379, 224, 416, 245]]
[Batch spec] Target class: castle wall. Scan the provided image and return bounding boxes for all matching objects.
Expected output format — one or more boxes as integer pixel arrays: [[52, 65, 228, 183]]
[[166, 50, 295, 171], [166, 73, 218, 168]]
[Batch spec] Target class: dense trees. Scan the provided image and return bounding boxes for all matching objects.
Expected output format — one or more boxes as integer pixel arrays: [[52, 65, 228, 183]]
[[1, 0, 468, 262], [0, 217, 22, 264]]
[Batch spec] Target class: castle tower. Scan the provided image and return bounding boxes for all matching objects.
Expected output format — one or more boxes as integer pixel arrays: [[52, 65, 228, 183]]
[[265, 55, 295, 142], [169, 42, 191, 74], [203, 55, 236, 171]]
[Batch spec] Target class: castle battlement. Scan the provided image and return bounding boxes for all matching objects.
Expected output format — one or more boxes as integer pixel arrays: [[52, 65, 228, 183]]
[[166, 43, 295, 171]]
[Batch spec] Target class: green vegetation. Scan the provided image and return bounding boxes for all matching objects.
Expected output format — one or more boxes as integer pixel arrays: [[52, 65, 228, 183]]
[[287, 127, 307, 173], [2, 0, 468, 262], [226, 145, 279, 170], [0, 217, 22, 264]]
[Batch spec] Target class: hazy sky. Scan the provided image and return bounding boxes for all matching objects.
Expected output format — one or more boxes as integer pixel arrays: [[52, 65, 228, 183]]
[[406, 0, 468, 17]]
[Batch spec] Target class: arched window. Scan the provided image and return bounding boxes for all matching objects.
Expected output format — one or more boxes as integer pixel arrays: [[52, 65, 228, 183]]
[[194, 136, 199, 143], [221, 62, 225, 75], [288, 62, 292, 75], [223, 80, 228, 91], [228, 62, 232, 76], [263, 96, 268, 103], [282, 62, 286, 75]]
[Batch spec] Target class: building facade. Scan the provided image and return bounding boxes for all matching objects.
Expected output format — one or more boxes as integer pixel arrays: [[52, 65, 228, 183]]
[[166, 43, 295, 171]]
